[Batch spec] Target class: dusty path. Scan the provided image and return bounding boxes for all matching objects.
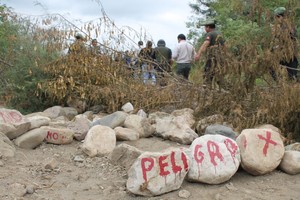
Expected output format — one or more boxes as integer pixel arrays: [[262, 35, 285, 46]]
[[1, 137, 299, 200]]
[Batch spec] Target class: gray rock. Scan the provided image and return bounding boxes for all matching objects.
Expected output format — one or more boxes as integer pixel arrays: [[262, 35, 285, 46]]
[[205, 124, 238, 140], [178, 190, 191, 199], [92, 111, 128, 128], [14, 127, 48, 149], [109, 143, 143, 171], [279, 151, 300, 175]]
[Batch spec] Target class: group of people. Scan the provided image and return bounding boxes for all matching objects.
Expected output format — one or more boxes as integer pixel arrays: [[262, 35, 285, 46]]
[[68, 33, 105, 56], [69, 6, 298, 86]]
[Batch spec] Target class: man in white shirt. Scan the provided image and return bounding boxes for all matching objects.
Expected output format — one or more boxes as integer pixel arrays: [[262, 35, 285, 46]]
[[172, 34, 195, 79]]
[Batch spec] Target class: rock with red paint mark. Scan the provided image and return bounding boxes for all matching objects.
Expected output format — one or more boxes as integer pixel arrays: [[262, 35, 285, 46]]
[[0, 108, 31, 139], [0, 132, 15, 157], [236, 129, 284, 175], [124, 115, 155, 138], [279, 151, 300, 175], [114, 127, 139, 141], [82, 125, 116, 157], [187, 135, 240, 184], [44, 127, 74, 145], [256, 124, 287, 143], [126, 148, 190, 196], [153, 114, 198, 145], [109, 143, 143, 171], [26, 115, 51, 130], [67, 116, 91, 141], [14, 127, 48, 149]]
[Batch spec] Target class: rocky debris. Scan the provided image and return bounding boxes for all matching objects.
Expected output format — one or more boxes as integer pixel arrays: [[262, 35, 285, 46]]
[[9, 182, 27, 197], [26, 115, 51, 130], [67, 116, 91, 141], [0, 132, 16, 157], [124, 115, 155, 138], [171, 108, 195, 128], [44, 158, 58, 170], [44, 126, 74, 145], [154, 115, 198, 145], [67, 98, 87, 114], [43, 106, 66, 119], [0, 108, 31, 139], [236, 129, 284, 175], [205, 124, 238, 140], [62, 107, 78, 120], [195, 114, 224, 135], [121, 102, 134, 113], [126, 147, 190, 196], [178, 189, 191, 199], [82, 125, 116, 157], [92, 111, 128, 128], [114, 127, 139, 141], [109, 143, 143, 171], [285, 142, 300, 151], [14, 127, 48, 149], [188, 134, 240, 184], [136, 109, 147, 118], [279, 151, 300, 175]]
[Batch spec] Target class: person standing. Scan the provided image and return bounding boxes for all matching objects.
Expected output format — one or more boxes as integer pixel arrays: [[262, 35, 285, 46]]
[[139, 41, 156, 85], [154, 39, 172, 86], [194, 19, 225, 84], [271, 7, 298, 81], [68, 33, 86, 55], [172, 34, 195, 79], [89, 39, 102, 56]]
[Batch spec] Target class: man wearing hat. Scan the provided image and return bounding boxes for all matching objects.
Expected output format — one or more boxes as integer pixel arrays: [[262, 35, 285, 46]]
[[195, 19, 225, 84], [68, 33, 87, 55], [271, 7, 298, 81]]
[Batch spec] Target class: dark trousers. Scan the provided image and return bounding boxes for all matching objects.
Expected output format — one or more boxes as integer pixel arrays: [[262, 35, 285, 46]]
[[271, 56, 299, 81], [176, 63, 191, 79]]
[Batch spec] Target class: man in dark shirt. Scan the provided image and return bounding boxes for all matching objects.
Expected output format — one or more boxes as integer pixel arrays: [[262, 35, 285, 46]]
[[195, 19, 225, 84]]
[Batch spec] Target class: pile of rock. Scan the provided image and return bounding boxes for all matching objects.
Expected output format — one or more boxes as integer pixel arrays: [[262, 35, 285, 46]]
[[0, 103, 299, 197]]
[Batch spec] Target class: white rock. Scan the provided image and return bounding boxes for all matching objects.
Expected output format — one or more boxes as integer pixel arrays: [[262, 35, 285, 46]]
[[114, 127, 139, 141], [82, 125, 116, 157], [26, 115, 50, 130], [109, 143, 143, 171], [136, 109, 147, 118], [236, 129, 284, 175], [188, 135, 240, 184], [279, 151, 300, 175], [171, 108, 195, 128], [124, 115, 154, 138], [127, 148, 191, 196], [155, 116, 198, 145], [121, 102, 134, 113], [14, 127, 48, 149], [43, 106, 66, 119]]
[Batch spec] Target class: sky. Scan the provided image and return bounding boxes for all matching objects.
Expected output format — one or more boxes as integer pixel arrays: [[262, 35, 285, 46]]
[[3, 0, 195, 50]]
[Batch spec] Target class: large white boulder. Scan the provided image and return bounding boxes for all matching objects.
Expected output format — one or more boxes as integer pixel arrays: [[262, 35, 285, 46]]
[[82, 125, 116, 157], [188, 135, 240, 184], [236, 129, 284, 175], [127, 148, 190, 196]]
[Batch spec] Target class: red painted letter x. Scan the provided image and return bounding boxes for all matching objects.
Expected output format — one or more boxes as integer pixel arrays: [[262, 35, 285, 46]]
[[258, 131, 277, 156]]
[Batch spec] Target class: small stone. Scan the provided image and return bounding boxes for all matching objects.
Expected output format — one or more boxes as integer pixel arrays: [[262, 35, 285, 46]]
[[26, 185, 35, 194], [44, 158, 58, 170], [225, 182, 238, 191], [178, 189, 191, 199], [0, 160, 4, 167], [74, 155, 85, 163]]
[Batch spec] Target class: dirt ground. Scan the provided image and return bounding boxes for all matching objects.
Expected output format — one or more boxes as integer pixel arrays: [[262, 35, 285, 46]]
[[1, 137, 300, 200]]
